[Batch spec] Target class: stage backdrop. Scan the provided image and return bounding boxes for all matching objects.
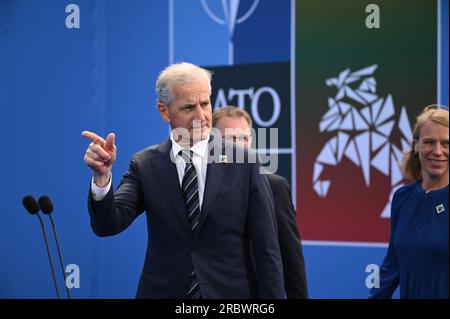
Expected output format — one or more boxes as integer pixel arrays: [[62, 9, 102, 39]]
[[0, 0, 448, 298]]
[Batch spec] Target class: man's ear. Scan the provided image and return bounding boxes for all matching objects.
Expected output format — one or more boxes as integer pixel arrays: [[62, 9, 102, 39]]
[[158, 102, 170, 124]]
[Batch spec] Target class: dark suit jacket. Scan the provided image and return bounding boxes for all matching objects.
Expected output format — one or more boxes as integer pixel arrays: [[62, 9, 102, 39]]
[[266, 174, 308, 299], [88, 138, 284, 298]]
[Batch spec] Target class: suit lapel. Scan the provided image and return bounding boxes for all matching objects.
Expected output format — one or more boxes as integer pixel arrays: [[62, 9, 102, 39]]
[[195, 138, 228, 237], [151, 140, 190, 232]]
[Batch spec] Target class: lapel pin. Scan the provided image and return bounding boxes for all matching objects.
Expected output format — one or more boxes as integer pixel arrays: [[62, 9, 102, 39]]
[[436, 204, 445, 214], [219, 155, 227, 163]]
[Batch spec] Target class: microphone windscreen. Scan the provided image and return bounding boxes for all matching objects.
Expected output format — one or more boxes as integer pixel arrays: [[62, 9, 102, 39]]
[[38, 195, 54, 214], [22, 195, 40, 215]]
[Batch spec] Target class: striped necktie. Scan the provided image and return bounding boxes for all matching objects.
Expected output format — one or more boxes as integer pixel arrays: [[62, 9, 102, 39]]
[[180, 150, 202, 299]]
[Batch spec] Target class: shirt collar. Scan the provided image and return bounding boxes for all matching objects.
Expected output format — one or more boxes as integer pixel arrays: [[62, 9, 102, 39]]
[[170, 133, 209, 160]]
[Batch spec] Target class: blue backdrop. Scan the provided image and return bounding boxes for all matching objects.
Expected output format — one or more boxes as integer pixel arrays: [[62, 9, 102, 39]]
[[0, 0, 448, 298]]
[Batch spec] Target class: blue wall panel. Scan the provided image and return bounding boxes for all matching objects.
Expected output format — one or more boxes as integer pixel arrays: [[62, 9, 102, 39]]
[[0, 0, 447, 298]]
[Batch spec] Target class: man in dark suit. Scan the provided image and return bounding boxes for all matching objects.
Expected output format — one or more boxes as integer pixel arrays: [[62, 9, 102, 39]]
[[213, 106, 309, 299], [81, 62, 284, 298]]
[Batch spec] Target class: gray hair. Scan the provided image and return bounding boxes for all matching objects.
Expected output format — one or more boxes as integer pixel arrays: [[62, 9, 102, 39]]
[[156, 62, 213, 106]]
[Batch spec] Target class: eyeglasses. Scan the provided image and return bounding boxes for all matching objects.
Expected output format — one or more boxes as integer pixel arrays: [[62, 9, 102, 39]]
[[425, 104, 449, 112]]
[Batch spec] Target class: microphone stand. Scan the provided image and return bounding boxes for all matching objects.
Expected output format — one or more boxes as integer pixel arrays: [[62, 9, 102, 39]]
[[47, 214, 71, 299], [36, 214, 60, 299]]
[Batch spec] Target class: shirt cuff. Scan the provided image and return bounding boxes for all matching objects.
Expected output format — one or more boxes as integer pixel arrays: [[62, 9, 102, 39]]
[[90, 175, 112, 201]]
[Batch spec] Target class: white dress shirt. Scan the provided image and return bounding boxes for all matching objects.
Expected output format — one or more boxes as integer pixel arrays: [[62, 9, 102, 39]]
[[91, 134, 209, 209], [170, 135, 209, 209]]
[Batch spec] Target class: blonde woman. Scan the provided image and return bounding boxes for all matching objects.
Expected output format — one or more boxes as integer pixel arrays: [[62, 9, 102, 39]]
[[370, 105, 449, 299]]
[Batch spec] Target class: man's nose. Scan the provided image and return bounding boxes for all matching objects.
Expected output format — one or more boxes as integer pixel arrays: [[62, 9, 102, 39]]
[[194, 104, 206, 121]]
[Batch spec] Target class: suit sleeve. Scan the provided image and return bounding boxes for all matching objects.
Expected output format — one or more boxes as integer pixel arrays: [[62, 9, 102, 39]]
[[271, 176, 309, 299], [88, 157, 145, 237], [368, 191, 401, 299], [247, 164, 285, 298]]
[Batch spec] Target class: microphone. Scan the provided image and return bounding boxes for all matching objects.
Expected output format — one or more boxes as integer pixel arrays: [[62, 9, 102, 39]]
[[38, 195, 71, 299], [22, 195, 61, 299], [22, 195, 40, 215]]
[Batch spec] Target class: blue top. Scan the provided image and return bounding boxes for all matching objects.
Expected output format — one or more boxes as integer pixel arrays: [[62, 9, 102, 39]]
[[369, 181, 449, 299]]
